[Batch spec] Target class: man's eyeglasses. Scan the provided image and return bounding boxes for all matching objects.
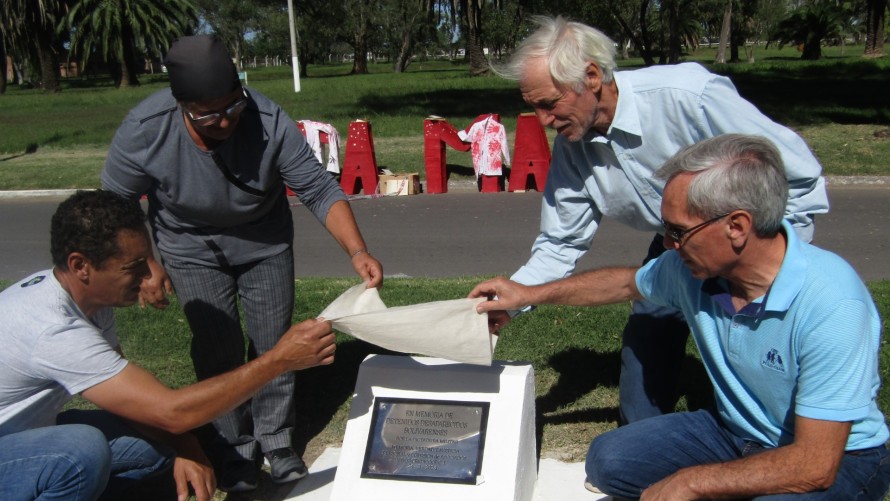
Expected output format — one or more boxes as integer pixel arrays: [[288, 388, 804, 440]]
[[662, 212, 731, 246], [185, 89, 248, 127]]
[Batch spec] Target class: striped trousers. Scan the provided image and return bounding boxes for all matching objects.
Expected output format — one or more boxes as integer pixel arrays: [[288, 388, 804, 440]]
[[162, 248, 295, 463]]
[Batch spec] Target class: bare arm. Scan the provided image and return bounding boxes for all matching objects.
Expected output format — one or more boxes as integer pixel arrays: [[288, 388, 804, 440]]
[[469, 267, 641, 313], [642, 416, 850, 500], [82, 319, 335, 435], [324, 200, 383, 288]]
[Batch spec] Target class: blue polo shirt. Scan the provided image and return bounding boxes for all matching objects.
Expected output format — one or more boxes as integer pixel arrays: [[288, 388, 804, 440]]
[[636, 220, 889, 450]]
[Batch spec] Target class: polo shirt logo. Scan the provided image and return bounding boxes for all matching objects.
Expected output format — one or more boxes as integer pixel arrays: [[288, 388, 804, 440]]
[[761, 348, 785, 373], [20, 276, 45, 287]]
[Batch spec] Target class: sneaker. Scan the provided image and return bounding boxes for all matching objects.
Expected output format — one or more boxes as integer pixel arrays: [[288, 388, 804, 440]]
[[218, 459, 258, 492], [265, 447, 308, 484], [584, 478, 603, 493]]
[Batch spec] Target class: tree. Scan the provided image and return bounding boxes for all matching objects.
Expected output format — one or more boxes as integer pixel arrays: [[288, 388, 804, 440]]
[[341, 0, 379, 74], [772, 0, 845, 60], [459, 0, 489, 75], [64, 0, 197, 88], [380, 0, 436, 73], [715, 0, 732, 63], [864, 0, 887, 57], [1, 0, 65, 92], [196, 0, 259, 70], [0, 31, 7, 94]]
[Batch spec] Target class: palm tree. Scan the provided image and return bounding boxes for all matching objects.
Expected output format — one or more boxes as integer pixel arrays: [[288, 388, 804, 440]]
[[771, 0, 844, 60], [864, 0, 886, 57], [63, 0, 198, 88], [1, 0, 65, 92]]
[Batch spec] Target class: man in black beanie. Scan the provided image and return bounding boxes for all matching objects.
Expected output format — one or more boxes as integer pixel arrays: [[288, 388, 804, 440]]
[[102, 35, 384, 492]]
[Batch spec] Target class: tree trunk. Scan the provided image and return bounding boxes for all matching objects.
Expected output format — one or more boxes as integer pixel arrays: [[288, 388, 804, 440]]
[[715, 0, 732, 64], [666, 0, 681, 64], [35, 26, 61, 93], [462, 0, 488, 76], [0, 38, 7, 95], [864, 0, 887, 57], [637, 0, 657, 66], [351, 2, 371, 75], [729, 29, 743, 62], [393, 24, 415, 73], [118, 27, 141, 88], [352, 31, 369, 74]]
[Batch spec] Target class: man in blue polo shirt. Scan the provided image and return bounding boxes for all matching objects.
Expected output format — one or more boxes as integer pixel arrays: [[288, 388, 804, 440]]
[[469, 134, 890, 499]]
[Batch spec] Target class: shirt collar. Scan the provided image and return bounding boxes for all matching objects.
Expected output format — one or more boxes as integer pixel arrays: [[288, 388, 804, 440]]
[[702, 220, 804, 318], [606, 71, 642, 138]]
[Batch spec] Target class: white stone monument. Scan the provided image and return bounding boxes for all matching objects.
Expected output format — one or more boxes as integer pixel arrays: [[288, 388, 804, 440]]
[[329, 354, 537, 501]]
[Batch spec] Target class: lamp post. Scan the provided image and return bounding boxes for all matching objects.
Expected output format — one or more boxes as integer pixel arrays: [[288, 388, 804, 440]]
[[286, 0, 301, 92]]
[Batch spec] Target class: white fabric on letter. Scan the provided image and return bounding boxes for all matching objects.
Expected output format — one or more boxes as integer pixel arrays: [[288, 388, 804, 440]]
[[319, 282, 497, 366]]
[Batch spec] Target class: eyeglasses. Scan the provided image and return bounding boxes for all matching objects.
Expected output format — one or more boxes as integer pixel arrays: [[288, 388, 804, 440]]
[[662, 212, 731, 247], [185, 89, 248, 126]]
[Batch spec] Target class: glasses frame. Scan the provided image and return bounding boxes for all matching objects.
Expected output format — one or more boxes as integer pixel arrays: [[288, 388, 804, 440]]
[[662, 212, 731, 247], [185, 88, 249, 127]]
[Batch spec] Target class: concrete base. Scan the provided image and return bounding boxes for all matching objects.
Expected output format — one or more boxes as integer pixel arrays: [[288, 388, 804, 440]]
[[327, 355, 538, 501], [286, 447, 613, 501]]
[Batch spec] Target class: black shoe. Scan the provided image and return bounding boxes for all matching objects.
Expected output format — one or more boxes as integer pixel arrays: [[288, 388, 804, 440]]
[[265, 447, 308, 484], [218, 459, 258, 492]]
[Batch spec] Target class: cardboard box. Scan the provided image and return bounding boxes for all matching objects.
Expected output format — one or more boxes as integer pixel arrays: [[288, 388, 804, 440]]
[[378, 173, 420, 196]]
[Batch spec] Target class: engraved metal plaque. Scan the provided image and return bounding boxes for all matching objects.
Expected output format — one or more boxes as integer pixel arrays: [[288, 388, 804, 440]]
[[361, 397, 490, 484]]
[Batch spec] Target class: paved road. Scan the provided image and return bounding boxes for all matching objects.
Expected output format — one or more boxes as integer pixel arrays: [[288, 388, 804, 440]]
[[0, 184, 887, 282]]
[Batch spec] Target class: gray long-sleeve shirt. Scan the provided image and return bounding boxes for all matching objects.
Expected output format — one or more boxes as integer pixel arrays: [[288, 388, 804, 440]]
[[102, 87, 345, 267]]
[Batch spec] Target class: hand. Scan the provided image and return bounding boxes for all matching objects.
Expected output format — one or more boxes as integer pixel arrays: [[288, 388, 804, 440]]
[[468, 277, 533, 314], [139, 258, 173, 309], [640, 470, 695, 501], [277, 319, 337, 370], [352, 251, 383, 288], [486, 310, 512, 335], [171, 444, 215, 501]]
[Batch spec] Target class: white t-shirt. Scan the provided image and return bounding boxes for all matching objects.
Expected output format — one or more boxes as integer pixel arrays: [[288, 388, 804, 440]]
[[0, 270, 128, 436]]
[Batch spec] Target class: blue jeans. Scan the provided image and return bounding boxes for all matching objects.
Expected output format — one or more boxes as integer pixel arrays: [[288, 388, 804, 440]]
[[0, 424, 110, 501], [586, 409, 890, 500], [56, 410, 174, 500], [619, 234, 695, 424]]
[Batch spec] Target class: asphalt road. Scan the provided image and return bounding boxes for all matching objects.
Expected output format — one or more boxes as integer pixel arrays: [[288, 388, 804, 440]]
[[0, 183, 887, 283]]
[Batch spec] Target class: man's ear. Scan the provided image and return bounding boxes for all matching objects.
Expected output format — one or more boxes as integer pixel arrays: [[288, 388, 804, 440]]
[[727, 211, 753, 247], [586, 63, 603, 93], [67, 253, 91, 282]]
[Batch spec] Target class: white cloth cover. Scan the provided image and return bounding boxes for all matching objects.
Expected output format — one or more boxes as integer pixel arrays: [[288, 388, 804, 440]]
[[299, 120, 341, 173], [318, 282, 496, 365]]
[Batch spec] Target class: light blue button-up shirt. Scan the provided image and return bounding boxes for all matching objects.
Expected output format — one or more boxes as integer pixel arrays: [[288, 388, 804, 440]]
[[512, 63, 829, 286]]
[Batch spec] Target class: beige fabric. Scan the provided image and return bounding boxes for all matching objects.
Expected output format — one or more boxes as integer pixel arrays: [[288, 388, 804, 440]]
[[318, 282, 496, 365]]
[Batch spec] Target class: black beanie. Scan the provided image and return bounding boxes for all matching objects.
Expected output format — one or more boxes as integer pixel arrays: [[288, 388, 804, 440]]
[[165, 35, 240, 102]]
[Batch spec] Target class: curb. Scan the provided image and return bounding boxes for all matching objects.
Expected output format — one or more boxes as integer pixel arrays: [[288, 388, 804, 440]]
[[0, 176, 884, 199]]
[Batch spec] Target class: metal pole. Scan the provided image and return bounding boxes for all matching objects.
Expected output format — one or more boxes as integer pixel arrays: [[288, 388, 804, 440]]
[[286, 0, 301, 92]]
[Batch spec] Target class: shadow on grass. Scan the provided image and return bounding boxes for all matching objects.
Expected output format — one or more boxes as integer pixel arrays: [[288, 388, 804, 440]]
[[715, 60, 890, 125], [291, 338, 398, 455], [535, 347, 714, 456]]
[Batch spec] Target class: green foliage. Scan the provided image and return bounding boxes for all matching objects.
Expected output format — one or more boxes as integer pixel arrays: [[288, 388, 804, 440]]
[[63, 0, 198, 74]]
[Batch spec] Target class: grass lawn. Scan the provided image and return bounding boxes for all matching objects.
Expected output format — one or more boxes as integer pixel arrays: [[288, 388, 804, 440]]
[[1, 45, 889, 190]]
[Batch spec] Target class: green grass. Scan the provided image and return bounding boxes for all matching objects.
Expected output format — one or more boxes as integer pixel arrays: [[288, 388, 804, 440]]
[[1, 46, 889, 190]]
